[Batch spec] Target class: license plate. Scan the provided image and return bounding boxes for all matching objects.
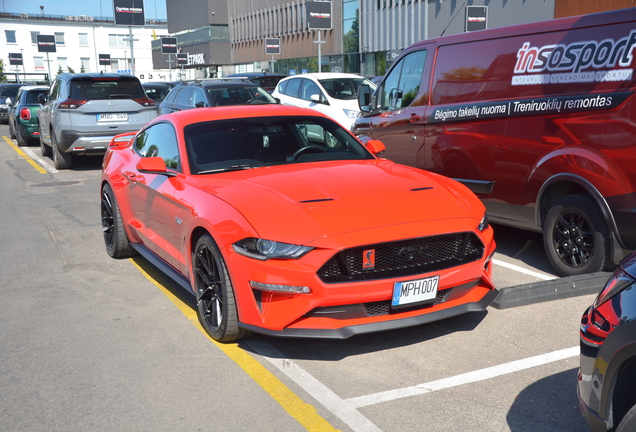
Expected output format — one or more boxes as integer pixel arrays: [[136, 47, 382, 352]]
[[97, 113, 128, 122], [392, 275, 439, 307]]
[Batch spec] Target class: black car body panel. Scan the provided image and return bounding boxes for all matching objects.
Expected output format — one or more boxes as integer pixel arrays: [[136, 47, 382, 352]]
[[578, 251, 636, 431]]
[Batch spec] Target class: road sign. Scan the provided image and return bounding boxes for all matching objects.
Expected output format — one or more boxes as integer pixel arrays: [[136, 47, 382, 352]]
[[307, 1, 332, 30], [114, 0, 145, 26], [36, 35, 56, 53], [161, 37, 178, 54], [265, 38, 281, 55], [9, 53, 23, 66], [177, 53, 188, 66], [466, 6, 488, 32], [99, 54, 111, 66]]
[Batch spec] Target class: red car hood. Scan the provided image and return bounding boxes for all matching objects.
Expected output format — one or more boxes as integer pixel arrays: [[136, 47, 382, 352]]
[[192, 160, 482, 245]]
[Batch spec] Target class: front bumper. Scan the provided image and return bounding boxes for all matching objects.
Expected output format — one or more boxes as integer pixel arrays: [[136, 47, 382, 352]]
[[240, 288, 498, 338]]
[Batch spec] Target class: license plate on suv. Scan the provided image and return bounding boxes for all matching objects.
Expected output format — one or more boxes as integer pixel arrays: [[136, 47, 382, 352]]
[[392, 275, 439, 307], [97, 113, 128, 122]]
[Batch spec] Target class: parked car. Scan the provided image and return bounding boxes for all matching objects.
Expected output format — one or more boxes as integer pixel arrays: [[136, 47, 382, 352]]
[[38, 73, 156, 169], [353, 7, 636, 277], [142, 82, 173, 103], [8, 85, 49, 147], [0, 83, 27, 124], [224, 72, 287, 93], [100, 105, 497, 342], [272, 73, 376, 130], [157, 79, 277, 115], [578, 251, 636, 432]]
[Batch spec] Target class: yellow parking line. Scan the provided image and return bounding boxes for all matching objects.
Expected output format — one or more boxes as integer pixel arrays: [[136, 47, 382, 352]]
[[130, 259, 340, 432], [2, 135, 47, 174]]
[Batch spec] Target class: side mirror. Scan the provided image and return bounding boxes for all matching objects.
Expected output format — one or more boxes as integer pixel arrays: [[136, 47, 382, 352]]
[[357, 85, 372, 112], [310, 94, 321, 103], [274, 97, 281, 104], [38, 94, 48, 104], [194, 101, 205, 108], [365, 139, 386, 156], [5, 97, 12, 106], [136, 157, 177, 177]]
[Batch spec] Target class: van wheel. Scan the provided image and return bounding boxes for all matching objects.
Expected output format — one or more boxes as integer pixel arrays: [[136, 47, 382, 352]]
[[51, 132, 72, 169], [617, 403, 636, 432], [543, 194, 611, 277]]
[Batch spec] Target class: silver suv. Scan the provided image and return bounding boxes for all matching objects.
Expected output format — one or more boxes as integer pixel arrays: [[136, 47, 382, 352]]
[[38, 73, 156, 169]]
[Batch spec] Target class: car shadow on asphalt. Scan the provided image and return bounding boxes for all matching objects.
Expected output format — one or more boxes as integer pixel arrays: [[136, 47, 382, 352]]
[[491, 223, 557, 276], [241, 310, 489, 361], [506, 368, 589, 431]]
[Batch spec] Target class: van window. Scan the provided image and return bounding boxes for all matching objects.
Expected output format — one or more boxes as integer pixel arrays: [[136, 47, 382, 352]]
[[378, 50, 427, 110]]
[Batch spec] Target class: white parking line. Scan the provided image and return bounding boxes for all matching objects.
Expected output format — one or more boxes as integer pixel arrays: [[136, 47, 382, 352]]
[[22, 147, 58, 174], [247, 338, 579, 432], [493, 258, 556, 281], [346, 346, 579, 408]]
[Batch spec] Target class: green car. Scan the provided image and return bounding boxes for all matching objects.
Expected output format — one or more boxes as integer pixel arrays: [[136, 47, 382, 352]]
[[8, 85, 49, 147]]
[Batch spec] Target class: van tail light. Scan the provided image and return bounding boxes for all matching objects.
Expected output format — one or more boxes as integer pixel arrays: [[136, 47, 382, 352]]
[[59, 99, 87, 109], [134, 96, 155, 107], [20, 107, 31, 120]]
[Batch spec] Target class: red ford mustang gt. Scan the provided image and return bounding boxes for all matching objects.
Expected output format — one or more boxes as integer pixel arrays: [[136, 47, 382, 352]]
[[101, 105, 497, 342]]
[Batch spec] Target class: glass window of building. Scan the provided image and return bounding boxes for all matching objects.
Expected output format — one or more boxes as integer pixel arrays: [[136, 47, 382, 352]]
[[31, 31, 40, 44], [34, 57, 44, 70], [79, 33, 89, 46], [58, 57, 68, 71], [55, 32, 65, 45], [81, 58, 91, 71], [5, 30, 16, 44]]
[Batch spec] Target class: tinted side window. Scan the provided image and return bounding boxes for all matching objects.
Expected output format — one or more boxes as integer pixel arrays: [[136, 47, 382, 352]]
[[284, 79, 301, 98], [177, 87, 193, 105], [300, 79, 322, 101], [277, 80, 288, 94], [135, 122, 180, 171], [191, 88, 207, 107], [379, 50, 426, 110], [50, 80, 62, 100]]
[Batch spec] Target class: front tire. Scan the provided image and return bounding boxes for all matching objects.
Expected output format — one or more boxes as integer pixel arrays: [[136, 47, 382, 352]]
[[16, 129, 28, 147], [543, 194, 612, 276], [101, 183, 135, 258], [617, 403, 636, 432], [51, 131, 72, 169], [40, 127, 52, 157], [193, 234, 250, 342]]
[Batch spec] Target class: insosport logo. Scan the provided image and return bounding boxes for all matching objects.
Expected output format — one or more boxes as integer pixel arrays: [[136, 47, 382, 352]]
[[514, 30, 636, 74]]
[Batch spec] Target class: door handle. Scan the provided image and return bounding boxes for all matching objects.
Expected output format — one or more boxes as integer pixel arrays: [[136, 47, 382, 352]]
[[127, 173, 145, 183], [409, 113, 421, 123]]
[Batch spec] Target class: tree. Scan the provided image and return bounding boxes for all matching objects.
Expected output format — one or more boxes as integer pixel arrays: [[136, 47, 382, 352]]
[[0, 59, 5, 82], [67, 66, 76, 74]]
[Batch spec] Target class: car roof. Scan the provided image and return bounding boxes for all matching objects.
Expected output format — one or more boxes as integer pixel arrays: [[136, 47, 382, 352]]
[[57, 73, 140, 80], [225, 72, 287, 78], [154, 104, 331, 126], [178, 79, 260, 89], [282, 73, 366, 80], [19, 85, 49, 91], [1, 83, 27, 87], [143, 82, 170, 87]]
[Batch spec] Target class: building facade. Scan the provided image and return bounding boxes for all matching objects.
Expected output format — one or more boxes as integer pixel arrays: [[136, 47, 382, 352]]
[[1, 12, 170, 84]]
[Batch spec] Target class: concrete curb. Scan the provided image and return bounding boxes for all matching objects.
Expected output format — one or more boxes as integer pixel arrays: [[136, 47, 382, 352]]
[[491, 272, 611, 309]]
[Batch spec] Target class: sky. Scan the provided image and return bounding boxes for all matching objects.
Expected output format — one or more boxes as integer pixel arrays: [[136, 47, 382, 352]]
[[4, 0, 167, 21]]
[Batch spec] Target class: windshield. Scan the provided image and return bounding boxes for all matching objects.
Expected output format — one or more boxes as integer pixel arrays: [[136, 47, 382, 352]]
[[206, 86, 276, 106], [185, 116, 374, 174], [318, 77, 376, 100]]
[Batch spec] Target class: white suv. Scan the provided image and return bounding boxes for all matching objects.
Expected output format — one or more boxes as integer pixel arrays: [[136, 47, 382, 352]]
[[38, 73, 157, 169], [272, 73, 376, 130]]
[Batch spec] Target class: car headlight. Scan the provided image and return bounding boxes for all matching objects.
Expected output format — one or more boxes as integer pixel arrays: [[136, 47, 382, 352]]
[[478, 213, 489, 231], [594, 268, 636, 307], [343, 108, 359, 119], [233, 238, 314, 260]]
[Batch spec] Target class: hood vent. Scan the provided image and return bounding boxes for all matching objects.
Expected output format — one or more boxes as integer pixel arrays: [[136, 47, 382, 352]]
[[299, 198, 335, 203], [410, 187, 434, 192]]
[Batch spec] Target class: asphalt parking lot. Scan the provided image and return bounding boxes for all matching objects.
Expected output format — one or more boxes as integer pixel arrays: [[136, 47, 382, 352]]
[[0, 126, 603, 431]]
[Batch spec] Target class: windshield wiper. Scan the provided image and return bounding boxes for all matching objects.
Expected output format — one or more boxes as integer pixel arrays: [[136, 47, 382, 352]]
[[198, 164, 257, 174]]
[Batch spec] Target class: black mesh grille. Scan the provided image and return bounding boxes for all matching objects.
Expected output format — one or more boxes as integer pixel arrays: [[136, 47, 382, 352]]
[[318, 232, 484, 283]]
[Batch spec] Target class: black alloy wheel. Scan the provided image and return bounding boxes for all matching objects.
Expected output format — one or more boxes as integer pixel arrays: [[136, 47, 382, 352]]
[[101, 183, 135, 258], [543, 194, 612, 276], [193, 234, 250, 342]]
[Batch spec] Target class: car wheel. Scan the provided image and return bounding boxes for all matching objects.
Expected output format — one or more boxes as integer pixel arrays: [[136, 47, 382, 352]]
[[16, 129, 28, 147], [51, 131, 72, 169], [617, 402, 636, 432], [543, 194, 612, 276], [40, 134, 52, 157], [9, 121, 16, 139], [193, 234, 251, 342], [101, 183, 136, 259]]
